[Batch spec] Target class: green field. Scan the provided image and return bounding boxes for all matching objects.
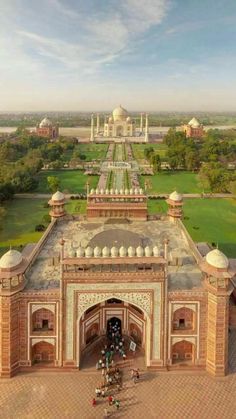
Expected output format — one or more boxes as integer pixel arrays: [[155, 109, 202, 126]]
[[148, 198, 236, 257], [1, 197, 235, 259], [141, 171, 202, 193], [132, 143, 167, 161], [75, 143, 108, 161], [36, 170, 99, 193], [0, 198, 87, 256]]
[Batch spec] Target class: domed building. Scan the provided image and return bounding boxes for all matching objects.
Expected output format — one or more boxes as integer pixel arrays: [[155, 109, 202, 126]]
[[90, 106, 149, 142], [36, 117, 59, 139], [183, 117, 204, 139], [104, 105, 135, 137], [0, 187, 236, 380]]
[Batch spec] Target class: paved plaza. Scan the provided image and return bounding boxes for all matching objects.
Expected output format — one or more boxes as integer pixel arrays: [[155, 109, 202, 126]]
[[0, 331, 236, 419]]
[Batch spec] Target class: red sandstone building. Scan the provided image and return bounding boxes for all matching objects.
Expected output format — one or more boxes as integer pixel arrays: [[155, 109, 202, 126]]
[[0, 191, 235, 378], [183, 117, 204, 138], [36, 117, 59, 139]]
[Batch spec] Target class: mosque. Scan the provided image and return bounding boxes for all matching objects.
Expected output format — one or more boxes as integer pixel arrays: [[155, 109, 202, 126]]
[[183, 117, 204, 138], [90, 105, 149, 142], [0, 189, 235, 378], [36, 117, 59, 139]]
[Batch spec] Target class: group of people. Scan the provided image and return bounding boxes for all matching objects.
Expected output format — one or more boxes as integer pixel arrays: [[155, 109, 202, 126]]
[[91, 322, 141, 416]]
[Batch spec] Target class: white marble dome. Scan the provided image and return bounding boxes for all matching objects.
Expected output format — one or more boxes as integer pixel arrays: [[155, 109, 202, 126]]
[[102, 246, 110, 257], [126, 116, 131, 122], [94, 246, 102, 257], [111, 246, 119, 257], [52, 191, 65, 201], [136, 246, 144, 257], [188, 117, 200, 128], [144, 246, 152, 257], [108, 116, 113, 123], [112, 105, 128, 122], [153, 246, 160, 257], [39, 117, 52, 128], [169, 191, 183, 202], [206, 249, 229, 269], [119, 246, 127, 257], [0, 249, 23, 270], [76, 246, 85, 257], [128, 246, 136, 257], [68, 247, 75, 257], [85, 246, 93, 257]]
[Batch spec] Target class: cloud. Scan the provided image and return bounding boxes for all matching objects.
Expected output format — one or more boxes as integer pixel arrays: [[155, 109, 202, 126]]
[[9, 0, 170, 77]]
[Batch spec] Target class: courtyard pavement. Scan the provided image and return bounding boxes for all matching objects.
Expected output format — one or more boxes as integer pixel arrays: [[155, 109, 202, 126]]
[[0, 331, 236, 419]]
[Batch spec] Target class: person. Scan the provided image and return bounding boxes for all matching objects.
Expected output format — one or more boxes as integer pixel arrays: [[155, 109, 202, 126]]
[[104, 408, 109, 418], [92, 398, 96, 407], [95, 387, 101, 397], [122, 353, 126, 361], [136, 369, 140, 380], [101, 389, 106, 398], [108, 395, 113, 406], [115, 399, 120, 410]]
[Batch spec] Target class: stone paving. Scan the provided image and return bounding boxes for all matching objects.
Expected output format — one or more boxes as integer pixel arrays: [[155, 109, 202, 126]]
[[0, 331, 236, 419]]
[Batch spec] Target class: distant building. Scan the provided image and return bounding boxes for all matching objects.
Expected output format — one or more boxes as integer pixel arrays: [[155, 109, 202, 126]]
[[90, 106, 149, 143], [183, 117, 204, 138], [36, 117, 59, 139]]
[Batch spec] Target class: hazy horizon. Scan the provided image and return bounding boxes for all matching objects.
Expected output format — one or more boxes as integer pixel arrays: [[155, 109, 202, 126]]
[[1, 0, 236, 112]]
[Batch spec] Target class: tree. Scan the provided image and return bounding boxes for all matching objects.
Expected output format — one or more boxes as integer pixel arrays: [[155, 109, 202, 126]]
[[151, 154, 161, 173], [198, 162, 231, 193], [185, 149, 200, 171], [144, 147, 154, 161], [47, 176, 60, 192]]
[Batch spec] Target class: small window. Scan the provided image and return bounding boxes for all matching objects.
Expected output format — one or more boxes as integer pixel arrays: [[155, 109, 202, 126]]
[[179, 319, 185, 328]]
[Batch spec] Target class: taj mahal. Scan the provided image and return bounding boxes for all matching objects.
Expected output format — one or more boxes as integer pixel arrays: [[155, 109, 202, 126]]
[[90, 105, 149, 143]]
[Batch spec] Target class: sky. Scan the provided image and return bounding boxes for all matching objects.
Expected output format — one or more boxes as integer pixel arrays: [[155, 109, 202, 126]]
[[1, 0, 236, 111]]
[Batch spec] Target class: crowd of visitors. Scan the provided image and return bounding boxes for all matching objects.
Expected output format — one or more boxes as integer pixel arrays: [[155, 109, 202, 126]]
[[91, 321, 141, 417]]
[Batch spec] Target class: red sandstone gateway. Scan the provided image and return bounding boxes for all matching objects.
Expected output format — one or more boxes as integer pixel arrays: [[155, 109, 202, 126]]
[[0, 190, 235, 378]]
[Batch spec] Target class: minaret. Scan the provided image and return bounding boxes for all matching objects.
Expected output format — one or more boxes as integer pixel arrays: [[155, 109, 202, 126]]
[[140, 113, 143, 133], [96, 113, 100, 135], [90, 114, 94, 142], [144, 113, 149, 143]]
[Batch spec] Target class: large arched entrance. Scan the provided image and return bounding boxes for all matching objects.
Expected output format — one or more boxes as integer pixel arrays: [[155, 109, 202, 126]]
[[78, 297, 150, 369]]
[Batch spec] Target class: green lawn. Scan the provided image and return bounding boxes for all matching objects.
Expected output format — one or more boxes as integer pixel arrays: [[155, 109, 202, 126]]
[[36, 170, 99, 193], [141, 171, 202, 193], [148, 198, 236, 257], [0, 198, 87, 256], [148, 199, 168, 214], [75, 143, 108, 161], [132, 143, 167, 161]]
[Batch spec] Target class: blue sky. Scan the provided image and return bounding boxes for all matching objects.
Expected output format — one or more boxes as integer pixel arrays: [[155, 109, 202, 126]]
[[1, 0, 236, 111]]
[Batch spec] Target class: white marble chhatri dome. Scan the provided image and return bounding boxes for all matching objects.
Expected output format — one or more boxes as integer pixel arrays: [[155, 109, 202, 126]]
[[39, 117, 52, 128], [0, 249, 23, 270], [169, 191, 183, 202], [112, 105, 128, 122], [52, 191, 65, 201], [188, 117, 200, 128], [206, 248, 229, 269]]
